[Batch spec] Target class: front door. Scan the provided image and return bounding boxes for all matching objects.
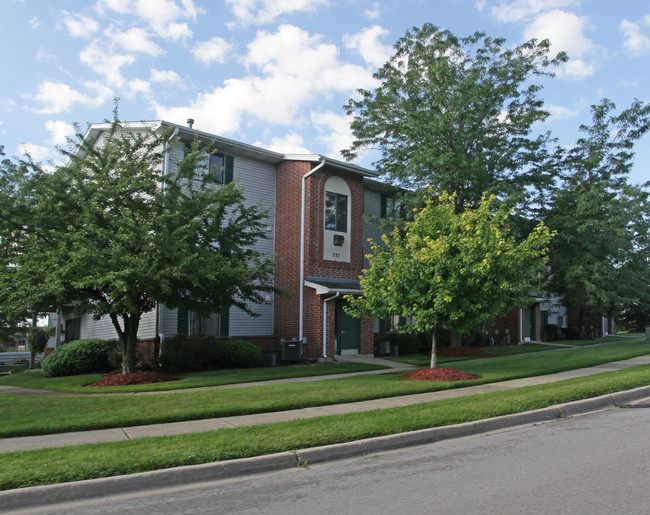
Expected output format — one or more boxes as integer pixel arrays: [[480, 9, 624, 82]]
[[337, 299, 361, 355], [524, 305, 535, 341]]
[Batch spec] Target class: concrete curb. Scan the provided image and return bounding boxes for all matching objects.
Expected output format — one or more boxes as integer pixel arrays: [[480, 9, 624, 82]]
[[3, 384, 650, 511]]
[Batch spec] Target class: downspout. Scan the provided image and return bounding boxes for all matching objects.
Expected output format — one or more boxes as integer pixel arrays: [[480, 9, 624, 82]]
[[156, 126, 180, 358], [299, 157, 326, 342], [322, 292, 340, 358]]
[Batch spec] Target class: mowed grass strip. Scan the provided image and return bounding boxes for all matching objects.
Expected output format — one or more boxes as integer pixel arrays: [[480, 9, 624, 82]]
[[2, 364, 650, 491], [0, 362, 387, 394], [0, 338, 647, 438]]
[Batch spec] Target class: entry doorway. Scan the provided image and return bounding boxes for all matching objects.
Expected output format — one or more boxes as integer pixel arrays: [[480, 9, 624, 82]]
[[337, 299, 361, 355]]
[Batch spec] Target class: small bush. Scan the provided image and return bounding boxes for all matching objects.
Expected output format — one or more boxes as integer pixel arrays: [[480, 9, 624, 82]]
[[160, 336, 262, 371], [41, 339, 112, 377], [563, 326, 580, 339]]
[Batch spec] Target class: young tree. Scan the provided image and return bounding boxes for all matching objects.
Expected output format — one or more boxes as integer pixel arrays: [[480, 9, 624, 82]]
[[346, 192, 552, 368], [343, 24, 567, 210], [0, 118, 278, 374], [544, 99, 650, 329]]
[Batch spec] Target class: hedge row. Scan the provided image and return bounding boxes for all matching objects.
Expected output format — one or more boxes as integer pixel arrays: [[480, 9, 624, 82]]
[[160, 336, 262, 371]]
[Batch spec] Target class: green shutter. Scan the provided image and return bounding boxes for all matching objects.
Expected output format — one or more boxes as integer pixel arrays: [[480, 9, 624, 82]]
[[224, 155, 234, 184], [177, 307, 188, 336], [219, 306, 230, 337], [380, 195, 387, 218]]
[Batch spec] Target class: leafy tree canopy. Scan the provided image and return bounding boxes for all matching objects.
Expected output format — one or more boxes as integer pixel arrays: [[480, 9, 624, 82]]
[[545, 99, 650, 323], [343, 24, 567, 209], [346, 192, 553, 367], [0, 116, 278, 373]]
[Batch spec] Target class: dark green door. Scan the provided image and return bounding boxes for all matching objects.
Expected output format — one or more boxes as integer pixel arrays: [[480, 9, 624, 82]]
[[524, 306, 535, 340], [338, 299, 361, 355]]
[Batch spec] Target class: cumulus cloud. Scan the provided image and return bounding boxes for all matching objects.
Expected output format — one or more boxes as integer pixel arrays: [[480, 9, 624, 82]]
[[311, 110, 355, 159], [96, 0, 200, 40], [29, 17, 39, 29], [18, 143, 52, 162], [58, 10, 100, 38], [30, 81, 112, 114], [343, 25, 392, 68], [620, 17, 650, 56], [260, 132, 312, 154], [80, 41, 135, 88], [45, 120, 75, 146], [546, 102, 583, 120], [489, 0, 578, 23], [155, 25, 375, 136], [226, 0, 329, 26], [192, 37, 233, 64], [112, 27, 165, 56], [125, 78, 151, 97], [150, 68, 183, 84]]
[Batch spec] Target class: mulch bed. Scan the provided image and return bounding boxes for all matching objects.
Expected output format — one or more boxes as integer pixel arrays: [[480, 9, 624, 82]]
[[85, 370, 180, 387], [401, 367, 481, 382]]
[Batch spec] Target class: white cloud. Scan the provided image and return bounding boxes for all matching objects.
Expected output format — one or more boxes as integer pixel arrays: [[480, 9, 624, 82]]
[[125, 78, 151, 97], [59, 10, 100, 38], [489, 0, 578, 23], [45, 121, 75, 146], [29, 16, 39, 29], [80, 41, 135, 88], [156, 25, 375, 137], [150, 68, 182, 84], [36, 46, 55, 61], [524, 10, 593, 57], [259, 132, 312, 154], [556, 58, 596, 79], [343, 25, 392, 68], [547, 103, 582, 120], [17, 143, 52, 162], [192, 37, 233, 64], [226, 0, 329, 26], [364, 3, 381, 20], [30, 81, 112, 114], [112, 27, 165, 56], [96, 0, 200, 40], [311, 110, 354, 159], [620, 18, 650, 56]]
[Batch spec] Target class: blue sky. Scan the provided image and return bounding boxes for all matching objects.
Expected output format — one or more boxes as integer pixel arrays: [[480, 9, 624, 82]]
[[1, 0, 649, 184]]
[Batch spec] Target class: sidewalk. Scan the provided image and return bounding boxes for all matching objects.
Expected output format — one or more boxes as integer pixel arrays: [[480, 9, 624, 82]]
[[2, 352, 650, 454]]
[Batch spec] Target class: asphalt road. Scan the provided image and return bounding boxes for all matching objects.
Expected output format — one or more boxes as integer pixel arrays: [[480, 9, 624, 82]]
[[12, 403, 650, 515]]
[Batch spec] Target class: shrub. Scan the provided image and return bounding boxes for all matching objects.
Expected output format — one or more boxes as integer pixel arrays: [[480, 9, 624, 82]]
[[41, 339, 112, 377], [160, 336, 262, 371]]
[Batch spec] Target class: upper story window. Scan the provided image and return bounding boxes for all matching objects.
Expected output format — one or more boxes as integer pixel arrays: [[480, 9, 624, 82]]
[[325, 191, 348, 232], [381, 194, 401, 220], [183, 143, 234, 184]]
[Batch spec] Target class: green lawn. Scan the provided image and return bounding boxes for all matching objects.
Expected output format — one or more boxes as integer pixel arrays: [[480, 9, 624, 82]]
[[0, 361, 386, 394], [2, 363, 650, 491], [1, 337, 647, 438]]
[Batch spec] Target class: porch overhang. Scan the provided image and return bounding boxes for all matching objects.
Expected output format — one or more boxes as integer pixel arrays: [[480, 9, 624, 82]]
[[305, 276, 363, 296]]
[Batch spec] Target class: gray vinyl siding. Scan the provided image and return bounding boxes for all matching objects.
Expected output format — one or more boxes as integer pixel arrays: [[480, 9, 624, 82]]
[[163, 144, 276, 338], [228, 154, 275, 337]]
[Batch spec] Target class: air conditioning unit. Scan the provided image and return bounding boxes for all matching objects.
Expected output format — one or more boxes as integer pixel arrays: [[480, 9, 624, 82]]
[[281, 339, 303, 361]]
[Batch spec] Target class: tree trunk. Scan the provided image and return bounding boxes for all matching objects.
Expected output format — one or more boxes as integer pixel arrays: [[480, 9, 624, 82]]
[[122, 315, 140, 374], [430, 327, 438, 369]]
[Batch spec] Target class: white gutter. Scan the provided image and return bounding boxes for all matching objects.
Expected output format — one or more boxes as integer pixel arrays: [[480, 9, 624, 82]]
[[322, 292, 340, 358], [156, 126, 179, 357], [299, 157, 326, 342]]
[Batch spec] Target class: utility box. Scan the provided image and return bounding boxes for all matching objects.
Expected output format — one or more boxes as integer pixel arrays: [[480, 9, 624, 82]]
[[282, 339, 303, 361], [646, 327, 650, 343]]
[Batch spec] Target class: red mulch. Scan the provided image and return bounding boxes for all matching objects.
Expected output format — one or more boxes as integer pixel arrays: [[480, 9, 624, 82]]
[[401, 367, 481, 382], [437, 347, 494, 358], [85, 370, 180, 387]]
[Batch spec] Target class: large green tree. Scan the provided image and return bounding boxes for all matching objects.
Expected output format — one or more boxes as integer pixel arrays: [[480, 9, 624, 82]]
[[0, 118, 277, 374], [346, 193, 552, 368], [343, 24, 567, 209], [544, 99, 650, 328]]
